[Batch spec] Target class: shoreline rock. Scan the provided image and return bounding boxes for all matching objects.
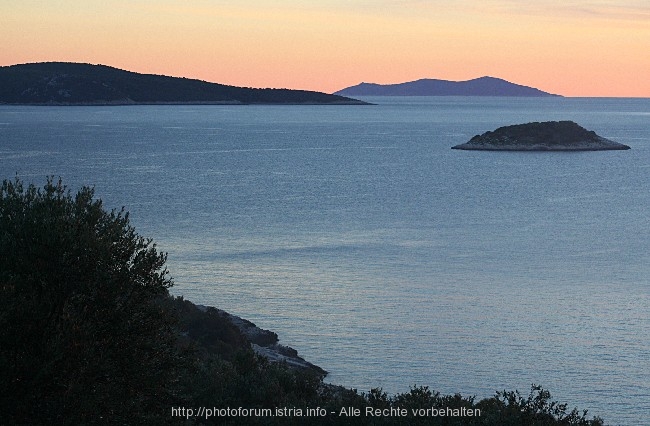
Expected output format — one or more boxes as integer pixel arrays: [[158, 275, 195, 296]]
[[196, 305, 327, 376], [452, 121, 630, 151]]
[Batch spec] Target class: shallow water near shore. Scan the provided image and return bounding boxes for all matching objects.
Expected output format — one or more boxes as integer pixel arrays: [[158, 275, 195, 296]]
[[2, 97, 649, 425]]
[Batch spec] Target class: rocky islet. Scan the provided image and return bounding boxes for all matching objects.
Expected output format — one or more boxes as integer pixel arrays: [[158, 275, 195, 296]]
[[452, 121, 630, 151]]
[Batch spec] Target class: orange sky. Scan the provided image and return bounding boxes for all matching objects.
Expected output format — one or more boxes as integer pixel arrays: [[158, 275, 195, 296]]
[[2, 1, 649, 97]]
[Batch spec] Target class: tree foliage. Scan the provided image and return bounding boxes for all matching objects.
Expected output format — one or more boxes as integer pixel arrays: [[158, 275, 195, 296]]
[[0, 177, 179, 424]]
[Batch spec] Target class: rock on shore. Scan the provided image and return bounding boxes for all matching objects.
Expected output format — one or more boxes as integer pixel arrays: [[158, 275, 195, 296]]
[[452, 121, 630, 151], [197, 305, 327, 376]]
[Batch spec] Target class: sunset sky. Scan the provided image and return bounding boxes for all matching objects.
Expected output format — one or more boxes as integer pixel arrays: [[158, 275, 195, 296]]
[[2, 0, 649, 97]]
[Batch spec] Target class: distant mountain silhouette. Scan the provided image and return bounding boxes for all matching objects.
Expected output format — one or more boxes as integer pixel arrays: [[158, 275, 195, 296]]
[[335, 77, 560, 97], [0, 62, 367, 105]]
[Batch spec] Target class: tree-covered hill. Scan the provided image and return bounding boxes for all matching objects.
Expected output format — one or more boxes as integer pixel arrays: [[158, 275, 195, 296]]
[[0, 62, 367, 105]]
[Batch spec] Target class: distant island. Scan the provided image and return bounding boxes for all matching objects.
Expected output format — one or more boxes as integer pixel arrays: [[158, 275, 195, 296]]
[[334, 76, 559, 97], [0, 62, 367, 105], [452, 121, 630, 151]]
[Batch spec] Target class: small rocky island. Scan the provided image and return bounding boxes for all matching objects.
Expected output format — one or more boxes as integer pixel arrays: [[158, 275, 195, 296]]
[[452, 121, 630, 151]]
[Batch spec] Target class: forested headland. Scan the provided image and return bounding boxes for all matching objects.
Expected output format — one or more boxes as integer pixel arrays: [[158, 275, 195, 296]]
[[0, 62, 367, 105]]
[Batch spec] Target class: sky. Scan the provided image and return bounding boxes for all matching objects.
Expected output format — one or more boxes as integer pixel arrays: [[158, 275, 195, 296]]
[[1, 0, 649, 97]]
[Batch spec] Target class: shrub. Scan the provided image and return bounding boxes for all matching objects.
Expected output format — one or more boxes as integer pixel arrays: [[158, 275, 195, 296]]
[[0, 177, 181, 424]]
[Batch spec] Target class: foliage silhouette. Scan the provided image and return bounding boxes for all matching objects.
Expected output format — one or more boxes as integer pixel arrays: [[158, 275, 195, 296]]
[[0, 177, 180, 423]]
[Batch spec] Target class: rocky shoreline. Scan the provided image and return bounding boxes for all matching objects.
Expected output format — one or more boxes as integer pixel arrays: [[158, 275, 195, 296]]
[[195, 305, 327, 376]]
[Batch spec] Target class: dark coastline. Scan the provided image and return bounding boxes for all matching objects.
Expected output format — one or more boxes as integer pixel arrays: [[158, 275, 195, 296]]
[[0, 62, 369, 105]]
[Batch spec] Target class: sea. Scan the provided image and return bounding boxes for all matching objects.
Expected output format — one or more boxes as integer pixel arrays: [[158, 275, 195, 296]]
[[1, 97, 648, 425]]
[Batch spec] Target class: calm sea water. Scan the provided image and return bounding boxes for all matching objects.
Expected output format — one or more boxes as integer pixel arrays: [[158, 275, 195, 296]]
[[2, 97, 649, 425]]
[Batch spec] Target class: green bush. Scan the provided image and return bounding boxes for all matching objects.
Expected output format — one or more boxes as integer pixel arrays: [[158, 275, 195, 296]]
[[0, 177, 181, 424], [475, 385, 604, 426]]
